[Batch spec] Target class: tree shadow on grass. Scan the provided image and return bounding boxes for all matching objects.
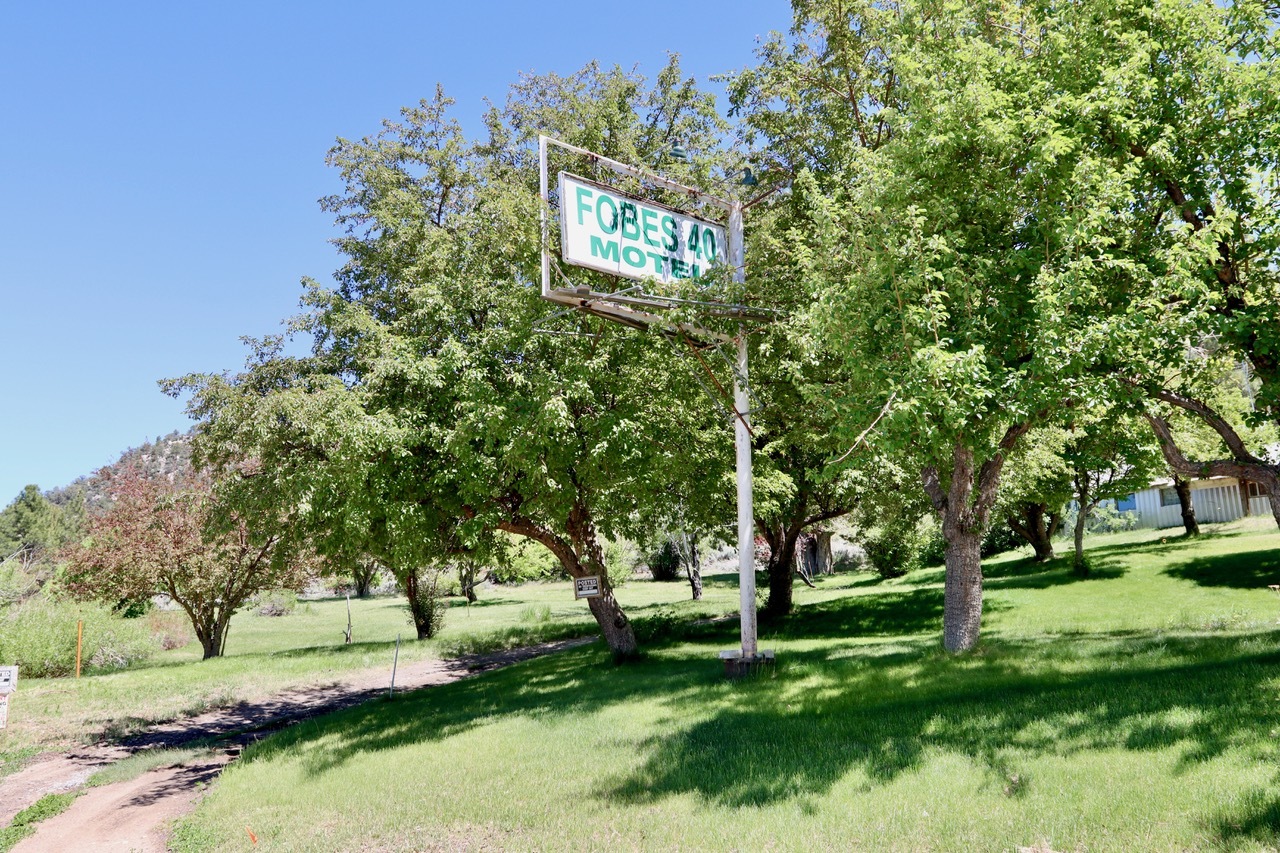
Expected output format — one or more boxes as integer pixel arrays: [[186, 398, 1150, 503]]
[[1083, 537, 1194, 562], [1163, 547, 1280, 590], [239, 603, 1280, 837], [986, 562, 1126, 590], [1211, 789, 1280, 848], [606, 633, 1280, 810], [443, 597, 508, 609], [764, 588, 949, 639]]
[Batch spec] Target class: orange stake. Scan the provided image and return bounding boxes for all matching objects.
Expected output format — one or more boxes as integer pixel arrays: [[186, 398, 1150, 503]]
[[75, 620, 83, 678]]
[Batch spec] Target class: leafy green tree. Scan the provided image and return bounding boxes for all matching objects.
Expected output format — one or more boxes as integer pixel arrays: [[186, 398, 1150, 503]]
[[0, 485, 63, 559], [737, 0, 1280, 650], [995, 428, 1073, 563], [986, 0, 1280, 526], [737, 0, 1091, 651], [748, 320, 864, 618], [1062, 412, 1164, 575], [169, 60, 734, 658]]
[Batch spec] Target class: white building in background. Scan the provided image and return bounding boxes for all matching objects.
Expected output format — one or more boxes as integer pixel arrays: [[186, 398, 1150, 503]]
[[1120, 476, 1273, 529]]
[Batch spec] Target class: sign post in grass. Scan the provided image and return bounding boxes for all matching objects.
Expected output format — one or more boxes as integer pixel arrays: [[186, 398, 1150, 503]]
[[0, 666, 17, 730], [388, 634, 400, 698]]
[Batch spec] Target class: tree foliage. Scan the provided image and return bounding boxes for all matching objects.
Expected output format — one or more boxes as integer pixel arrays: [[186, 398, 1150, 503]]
[[736, 0, 1279, 650], [63, 467, 309, 659], [169, 60, 737, 657]]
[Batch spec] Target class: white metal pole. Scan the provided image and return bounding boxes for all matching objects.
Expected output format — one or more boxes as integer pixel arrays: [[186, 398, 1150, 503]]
[[539, 135, 551, 299], [728, 201, 757, 659]]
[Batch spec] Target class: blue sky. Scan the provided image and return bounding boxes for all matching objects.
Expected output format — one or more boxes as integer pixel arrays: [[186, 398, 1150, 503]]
[[0, 1, 790, 502]]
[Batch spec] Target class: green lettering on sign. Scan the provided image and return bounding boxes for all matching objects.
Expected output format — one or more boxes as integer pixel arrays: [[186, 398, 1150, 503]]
[[661, 215, 678, 251], [575, 187, 593, 226], [620, 203, 640, 240], [590, 236, 620, 263], [641, 209, 660, 248], [596, 196, 618, 234]]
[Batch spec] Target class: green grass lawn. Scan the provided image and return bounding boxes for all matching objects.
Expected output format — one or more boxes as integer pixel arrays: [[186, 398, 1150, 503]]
[[0, 572, 737, 767], [166, 520, 1280, 851]]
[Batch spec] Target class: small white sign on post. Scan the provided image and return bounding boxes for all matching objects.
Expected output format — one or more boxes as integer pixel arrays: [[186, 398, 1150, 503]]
[[0, 667, 18, 695], [558, 173, 726, 285], [574, 575, 602, 600]]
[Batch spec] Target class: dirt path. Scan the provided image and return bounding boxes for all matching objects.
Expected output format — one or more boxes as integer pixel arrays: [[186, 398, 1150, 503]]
[[2, 636, 593, 852]]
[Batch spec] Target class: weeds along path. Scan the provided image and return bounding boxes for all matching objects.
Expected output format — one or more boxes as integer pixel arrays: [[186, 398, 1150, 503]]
[[2, 636, 594, 853]]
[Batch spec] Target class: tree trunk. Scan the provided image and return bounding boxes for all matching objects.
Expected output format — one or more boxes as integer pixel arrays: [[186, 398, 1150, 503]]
[[1008, 502, 1057, 562], [587, 592, 637, 658], [1174, 476, 1200, 536], [762, 526, 800, 619], [816, 531, 834, 575], [1072, 468, 1095, 576], [500, 507, 638, 659], [1073, 501, 1096, 577], [683, 538, 703, 601], [794, 533, 820, 586], [942, 531, 984, 653], [922, 426, 1031, 654], [196, 615, 230, 659], [459, 561, 479, 603], [199, 633, 221, 660], [352, 559, 377, 598]]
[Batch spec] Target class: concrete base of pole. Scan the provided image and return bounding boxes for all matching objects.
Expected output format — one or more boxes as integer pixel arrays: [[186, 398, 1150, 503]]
[[719, 649, 775, 678]]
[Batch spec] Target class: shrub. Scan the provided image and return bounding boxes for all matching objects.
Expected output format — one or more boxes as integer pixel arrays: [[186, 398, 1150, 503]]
[[250, 589, 297, 617], [981, 522, 1024, 558], [1060, 503, 1140, 539], [0, 558, 38, 607], [1088, 503, 1138, 534], [146, 609, 194, 650], [405, 567, 449, 639], [861, 517, 942, 578], [603, 540, 637, 589], [491, 540, 565, 584], [0, 596, 155, 677], [647, 540, 681, 581]]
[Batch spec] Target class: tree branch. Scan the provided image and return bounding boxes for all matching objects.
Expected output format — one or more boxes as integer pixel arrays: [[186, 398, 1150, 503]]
[[975, 421, 1033, 509], [1145, 414, 1276, 488], [1149, 387, 1263, 464], [921, 465, 946, 512]]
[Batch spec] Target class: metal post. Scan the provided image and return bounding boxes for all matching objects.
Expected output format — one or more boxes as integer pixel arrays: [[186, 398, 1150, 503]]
[[388, 634, 401, 698], [539, 135, 551, 299], [728, 202, 758, 659]]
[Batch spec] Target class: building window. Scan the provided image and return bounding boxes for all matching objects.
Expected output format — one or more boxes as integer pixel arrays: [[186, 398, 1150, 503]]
[[1160, 487, 1181, 507], [1247, 482, 1270, 498]]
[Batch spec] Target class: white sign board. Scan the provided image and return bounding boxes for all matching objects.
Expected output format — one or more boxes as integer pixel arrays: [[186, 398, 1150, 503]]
[[558, 173, 726, 285], [0, 667, 17, 695], [0, 695, 8, 729], [574, 575, 602, 600]]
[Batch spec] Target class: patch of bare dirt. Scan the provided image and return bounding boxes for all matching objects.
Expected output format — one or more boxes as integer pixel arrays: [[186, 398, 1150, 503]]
[[2, 636, 593, 852]]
